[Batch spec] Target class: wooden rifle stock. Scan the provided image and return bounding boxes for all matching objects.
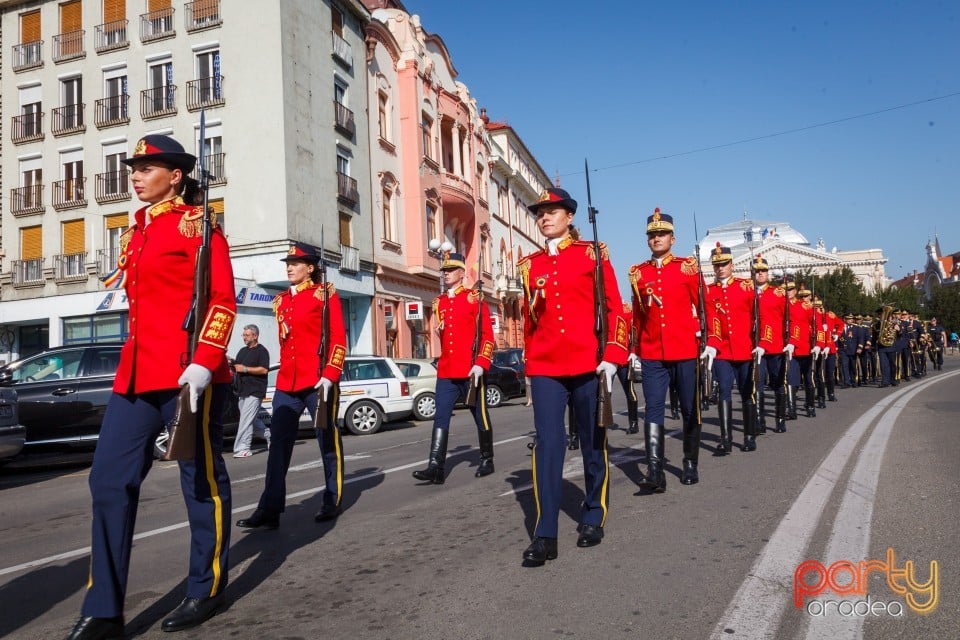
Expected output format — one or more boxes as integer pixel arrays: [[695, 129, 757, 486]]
[[314, 230, 332, 430], [585, 159, 614, 428]]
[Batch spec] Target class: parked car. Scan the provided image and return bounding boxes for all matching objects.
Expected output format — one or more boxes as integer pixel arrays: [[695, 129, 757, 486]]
[[263, 355, 414, 435], [0, 343, 247, 460], [424, 356, 526, 409], [393, 358, 437, 421], [492, 348, 524, 375], [0, 387, 25, 462]]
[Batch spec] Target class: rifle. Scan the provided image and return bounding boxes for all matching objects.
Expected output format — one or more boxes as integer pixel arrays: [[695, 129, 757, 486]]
[[585, 159, 614, 428], [783, 274, 792, 370], [314, 227, 332, 430], [166, 109, 213, 460], [464, 232, 484, 407], [692, 213, 712, 411], [748, 248, 762, 406]]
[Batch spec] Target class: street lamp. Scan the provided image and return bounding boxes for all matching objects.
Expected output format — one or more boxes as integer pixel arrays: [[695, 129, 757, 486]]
[[427, 238, 454, 293]]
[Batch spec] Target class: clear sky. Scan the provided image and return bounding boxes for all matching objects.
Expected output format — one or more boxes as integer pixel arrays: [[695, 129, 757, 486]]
[[404, 0, 959, 285]]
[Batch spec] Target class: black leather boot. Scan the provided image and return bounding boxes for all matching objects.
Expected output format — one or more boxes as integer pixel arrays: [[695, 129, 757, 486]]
[[640, 422, 666, 492], [715, 399, 732, 455], [161, 593, 225, 632], [787, 386, 798, 420], [669, 387, 681, 420], [567, 406, 579, 450], [805, 382, 816, 417], [815, 376, 826, 408], [742, 401, 757, 451], [756, 391, 767, 433], [626, 419, 639, 434], [237, 508, 280, 530], [681, 418, 701, 485], [522, 537, 558, 565], [412, 427, 448, 484], [774, 393, 787, 433], [826, 373, 837, 401], [65, 616, 124, 640], [627, 398, 639, 433], [475, 429, 494, 477]]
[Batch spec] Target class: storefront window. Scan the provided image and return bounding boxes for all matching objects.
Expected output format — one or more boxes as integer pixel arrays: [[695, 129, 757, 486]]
[[63, 313, 128, 344], [410, 319, 429, 359]]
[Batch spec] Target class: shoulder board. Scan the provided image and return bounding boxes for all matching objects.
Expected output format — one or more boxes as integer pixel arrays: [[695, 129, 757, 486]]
[[579, 240, 611, 263], [802, 301, 813, 310], [314, 281, 336, 299], [739, 279, 754, 291], [272, 293, 284, 314], [177, 204, 218, 239], [774, 286, 785, 297], [468, 289, 481, 304], [680, 256, 700, 275], [118, 226, 136, 255], [516, 252, 539, 267]]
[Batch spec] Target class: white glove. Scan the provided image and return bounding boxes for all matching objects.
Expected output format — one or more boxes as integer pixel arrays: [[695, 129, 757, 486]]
[[177, 363, 212, 413], [314, 377, 333, 400], [627, 352, 639, 365], [822, 346, 831, 356], [469, 364, 484, 386], [783, 344, 795, 357], [752, 346, 765, 362], [811, 346, 822, 358], [596, 361, 617, 392], [699, 345, 717, 369]]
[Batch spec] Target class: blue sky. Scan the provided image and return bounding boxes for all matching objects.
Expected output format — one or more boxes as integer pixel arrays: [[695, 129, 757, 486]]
[[406, 1, 959, 285]]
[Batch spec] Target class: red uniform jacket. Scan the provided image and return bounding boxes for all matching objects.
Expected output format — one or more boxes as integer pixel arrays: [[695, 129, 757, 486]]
[[519, 238, 628, 376], [757, 283, 787, 352], [273, 280, 347, 392], [432, 284, 495, 378], [628, 253, 702, 361], [788, 299, 816, 357], [113, 197, 236, 394], [823, 311, 843, 352], [705, 276, 755, 361]]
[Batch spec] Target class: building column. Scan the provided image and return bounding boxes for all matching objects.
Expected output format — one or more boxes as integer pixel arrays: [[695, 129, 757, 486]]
[[452, 123, 462, 178]]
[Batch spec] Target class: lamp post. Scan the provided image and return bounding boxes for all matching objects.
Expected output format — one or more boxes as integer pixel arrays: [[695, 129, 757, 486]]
[[427, 238, 454, 294]]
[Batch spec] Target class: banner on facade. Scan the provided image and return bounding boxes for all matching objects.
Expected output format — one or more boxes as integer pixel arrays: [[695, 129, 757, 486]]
[[405, 300, 423, 321], [235, 286, 276, 308]]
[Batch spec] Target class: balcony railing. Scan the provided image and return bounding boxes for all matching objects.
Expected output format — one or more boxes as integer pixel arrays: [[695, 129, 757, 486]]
[[53, 29, 85, 61], [95, 19, 129, 52], [53, 177, 87, 210], [11, 112, 44, 143], [337, 172, 359, 205], [495, 273, 524, 300], [141, 86, 177, 120], [332, 32, 352, 67], [140, 7, 175, 42], [52, 104, 85, 136], [12, 40, 43, 71], [185, 0, 222, 32], [340, 244, 359, 274], [10, 185, 45, 216], [95, 170, 131, 203], [11, 259, 45, 287], [95, 94, 130, 128], [190, 153, 226, 185], [186, 76, 224, 110], [54, 252, 88, 282], [97, 248, 121, 278], [334, 101, 355, 136]]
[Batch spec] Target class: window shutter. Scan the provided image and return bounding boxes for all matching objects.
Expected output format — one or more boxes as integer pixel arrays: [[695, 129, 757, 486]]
[[194, 0, 217, 20], [103, 0, 125, 22], [21, 226, 43, 260], [61, 1, 82, 32], [104, 213, 128, 229], [21, 10, 41, 42], [148, 0, 171, 12], [207, 198, 224, 216], [63, 219, 86, 254]]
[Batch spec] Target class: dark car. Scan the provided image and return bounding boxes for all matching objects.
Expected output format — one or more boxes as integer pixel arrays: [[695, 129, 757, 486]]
[[0, 387, 25, 462], [492, 348, 524, 376], [0, 343, 244, 459], [429, 356, 526, 408]]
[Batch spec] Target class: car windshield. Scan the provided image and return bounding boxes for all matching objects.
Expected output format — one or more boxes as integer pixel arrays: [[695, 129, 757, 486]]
[[8, 350, 85, 382], [493, 351, 520, 366]]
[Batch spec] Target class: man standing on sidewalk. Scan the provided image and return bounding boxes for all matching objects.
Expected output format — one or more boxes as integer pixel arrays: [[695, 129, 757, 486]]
[[231, 325, 270, 457]]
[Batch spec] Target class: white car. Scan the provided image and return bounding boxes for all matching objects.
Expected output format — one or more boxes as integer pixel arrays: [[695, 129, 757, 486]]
[[263, 356, 414, 435]]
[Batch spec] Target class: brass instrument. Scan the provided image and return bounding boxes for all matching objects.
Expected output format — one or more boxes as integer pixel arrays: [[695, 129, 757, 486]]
[[876, 304, 898, 347]]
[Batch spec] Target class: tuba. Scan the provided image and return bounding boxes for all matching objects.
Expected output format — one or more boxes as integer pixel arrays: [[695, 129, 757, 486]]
[[877, 304, 898, 347]]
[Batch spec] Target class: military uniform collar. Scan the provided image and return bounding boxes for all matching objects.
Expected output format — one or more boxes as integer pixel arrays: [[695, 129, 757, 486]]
[[649, 252, 675, 267], [291, 279, 315, 295], [146, 195, 185, 219], [545, 234, 576, 255]]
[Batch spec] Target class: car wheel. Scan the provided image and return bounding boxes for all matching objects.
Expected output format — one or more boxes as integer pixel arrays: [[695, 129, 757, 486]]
[[485, 385, 503, 408], [153, 427, 170, 460], [344, 400, 384, 435], [412, 391, 436, 421]]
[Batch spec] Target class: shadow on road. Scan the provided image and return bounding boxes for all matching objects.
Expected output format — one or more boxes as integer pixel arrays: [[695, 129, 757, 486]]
[[0, 556, 88, 638]]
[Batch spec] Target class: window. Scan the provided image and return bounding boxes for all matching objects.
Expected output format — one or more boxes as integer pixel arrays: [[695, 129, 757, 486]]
[[20, 226, 44, 282], [61, 219, 86, 276], [208, 198, 225, 230], [9, 349, 85, 382], [331, 6, 343, 37], [59, 0, 83, 58], [147, 58, 174, 112], [426, 203, 437, 248], [16, 10, 43, 69], [103, 0, 125, 22], [21, 10, 41, 44], [334, 79, 347, 107], [103, 141, 128, 197], [421, 113, 434, 160], [382, 187, 394, 242], [104, 213, 128, 267], [378, 91, 389, 141], [61, 76, 84, 128], [195, 48, 222, 102], [339, 212, 352, 247], [61, 149, 85, 202], [197, 123, 223, 182], [336, 150, 349, 176], [103, 68, 129, 120], [20, 158, 43, 209]]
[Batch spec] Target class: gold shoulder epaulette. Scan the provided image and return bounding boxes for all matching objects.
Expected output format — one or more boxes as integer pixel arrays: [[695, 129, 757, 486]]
[[314, 281, 336, 299], [740, 279, 754, 291], [177, 204, 218, 238], [681, 256, 700, 275], [118, 226, 136, 255], [272, 293, 284, 314]]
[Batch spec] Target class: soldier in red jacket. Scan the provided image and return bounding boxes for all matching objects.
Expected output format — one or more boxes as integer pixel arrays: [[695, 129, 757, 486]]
[[629, 208, 704, 489], [787, 284, 821, 418], [700, 244, 761, 453], [519, 188, 628, 565], [813, 297, 840, 405], [68, 135, 236, 640], [238, 243, 348, 530], [412, 251, 496, 483], [753, 256, 790, 432]]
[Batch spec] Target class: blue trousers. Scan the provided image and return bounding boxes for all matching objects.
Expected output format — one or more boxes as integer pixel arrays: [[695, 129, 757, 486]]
[[759, 353, 786, 397], [840, 351, 858, 385], [787, 356, 813, 387], [259, 386, 342, 513], [713, 359, 754, 404], [879, 348, 898, 386], [83, 385, 231, 618], [434, 376, 491, 433], [530, 374, 608, 538], [640, 359, 697, 424], [616, 365, 639, 423]]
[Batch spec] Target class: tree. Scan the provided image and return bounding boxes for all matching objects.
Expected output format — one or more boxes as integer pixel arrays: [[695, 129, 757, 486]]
[[927, 283, 960, 334], [869, 284, 922, 317]]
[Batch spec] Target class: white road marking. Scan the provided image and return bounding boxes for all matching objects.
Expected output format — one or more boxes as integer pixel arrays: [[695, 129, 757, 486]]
[[498, 441, 648, 497], [710, 372, 957, 640]]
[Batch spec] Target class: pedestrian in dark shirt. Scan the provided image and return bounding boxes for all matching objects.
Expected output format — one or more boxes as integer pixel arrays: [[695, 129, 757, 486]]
[[231, 325, 270, 457]]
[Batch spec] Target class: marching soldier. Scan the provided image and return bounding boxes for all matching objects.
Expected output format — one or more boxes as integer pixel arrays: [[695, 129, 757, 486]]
[[896, 310, 913, 382], [753, 256, 789, 432], [629, 208, 704, 488], [617, 302, 641, 435], [862, 315, 877, 384], [811, 297, 839, 404], [839, 313, 860, 388], [412, 251, 496, 483], [67, 135, 236, 639], [928, 317, 946, 371], [238, 243, 348, 530], [518, 188, 627, 565], [876, 308, 901, 387], [700, 244, 760, 453], [788, 283, 820, 418]]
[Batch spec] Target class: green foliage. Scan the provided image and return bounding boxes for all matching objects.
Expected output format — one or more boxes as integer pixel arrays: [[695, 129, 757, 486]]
[[868, 284, 922, 316], [805, 267, 870, 315], [927, 283, 960, 333]]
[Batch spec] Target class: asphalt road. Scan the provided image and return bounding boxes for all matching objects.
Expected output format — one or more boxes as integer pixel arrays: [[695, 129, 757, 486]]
[[1, 358, 958, 640]]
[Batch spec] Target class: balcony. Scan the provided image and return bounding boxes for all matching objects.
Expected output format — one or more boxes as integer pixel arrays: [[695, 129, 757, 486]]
[[331, 32, 352, 68], [95, 94, 130, 128], [495, 273, 524, 300], [53, 29, 85, 62], [95, 19, 129, 52], [140, 7, 175, 42], [140, 86, 177, 120], [340, 244, 359, 274], [52, 104, 85, 136], [186, 76, 224, 111], [185, 0, 222, 32], [53, 177, 87, 210], [190, 153, 226, 186], [54, 252, 88, 283], [12, 40, 43, 71], [95, 170, 131, 204], [440, 172, 475, 210], [97, 248, 121, 278], [11, 112, 44, 143], [334, 101, 355, 136], [336, 172, 358, 205], [10, 185, 45, 216], [11, 259, 45, 287]]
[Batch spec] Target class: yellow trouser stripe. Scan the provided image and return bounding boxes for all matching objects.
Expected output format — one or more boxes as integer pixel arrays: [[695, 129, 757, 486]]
[[599, 427, 610, 527], [200, 387, 224, 597], [332, 387, 343, 505], [478, 378, 491, 431], [531, 439, 541, 531]]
